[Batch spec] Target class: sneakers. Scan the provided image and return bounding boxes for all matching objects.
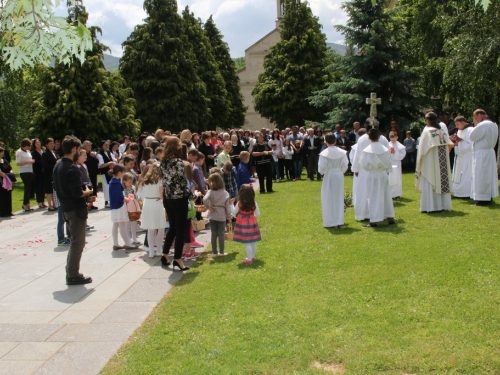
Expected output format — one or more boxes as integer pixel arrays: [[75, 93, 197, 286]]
[[242, 258, 253, 264], [57, 238, 71, 246], [191, 241, 204, 248], [184, 252, 200, 259]]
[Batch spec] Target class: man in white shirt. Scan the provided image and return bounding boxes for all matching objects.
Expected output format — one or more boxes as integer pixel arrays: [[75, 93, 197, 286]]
[[470, 109, 499, 206]]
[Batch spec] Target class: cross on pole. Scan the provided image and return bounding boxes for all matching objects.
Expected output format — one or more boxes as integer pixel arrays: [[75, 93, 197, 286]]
[[366, 92, 381, 118]]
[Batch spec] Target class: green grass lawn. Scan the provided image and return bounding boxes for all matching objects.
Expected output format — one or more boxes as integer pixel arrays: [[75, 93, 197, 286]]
[[101, 172, 500, 374]]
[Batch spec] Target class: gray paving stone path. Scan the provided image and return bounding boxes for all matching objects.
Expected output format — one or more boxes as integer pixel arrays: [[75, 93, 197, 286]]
[[0, 199, 212, 375]]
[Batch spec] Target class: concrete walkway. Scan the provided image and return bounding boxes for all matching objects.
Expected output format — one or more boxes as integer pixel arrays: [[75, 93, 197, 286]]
[[0, 200, 211, 375]]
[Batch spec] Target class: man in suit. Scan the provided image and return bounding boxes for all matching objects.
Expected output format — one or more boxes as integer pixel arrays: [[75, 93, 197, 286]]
[[304, 128, 322, 181]]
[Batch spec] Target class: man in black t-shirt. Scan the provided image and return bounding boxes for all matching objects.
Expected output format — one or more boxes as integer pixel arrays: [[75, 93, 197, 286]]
[[53, 136, 94, 285]]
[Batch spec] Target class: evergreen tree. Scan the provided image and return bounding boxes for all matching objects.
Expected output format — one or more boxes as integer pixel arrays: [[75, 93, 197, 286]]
[[120, 0, 209, 133], [204, 16, 245, 128], [252, 0, 330, 128], [32, 0, 141, 141], [309, 0, 423, 131], [182, 7, 229, 131]]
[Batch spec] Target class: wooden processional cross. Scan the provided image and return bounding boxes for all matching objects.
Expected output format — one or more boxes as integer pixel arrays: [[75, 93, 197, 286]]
[[366, 92, 381, 118]]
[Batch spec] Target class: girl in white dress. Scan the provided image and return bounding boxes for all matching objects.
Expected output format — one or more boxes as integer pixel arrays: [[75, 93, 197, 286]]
[[388, 132, 406, 198], [137, 164, 167, 258]]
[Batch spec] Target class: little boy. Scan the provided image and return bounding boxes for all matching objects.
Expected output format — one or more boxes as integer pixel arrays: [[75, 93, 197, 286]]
[[403, 130, 416, 170], [236, 151, 253, 190], [216, 141, 232, 169], [221, 161, 238, 199]]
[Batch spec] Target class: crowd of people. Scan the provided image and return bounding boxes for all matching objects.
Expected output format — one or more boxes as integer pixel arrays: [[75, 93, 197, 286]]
[[0, 108, 498, 284]]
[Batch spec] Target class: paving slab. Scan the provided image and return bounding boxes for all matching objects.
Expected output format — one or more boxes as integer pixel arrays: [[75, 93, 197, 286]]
[[0, 342, 20, 357], [33, 341, 122, 375], [47, 323, 139, 342], [0, 324, 64, 342], [93, 301, 156, 324], [0, 194, 213, 374], [3, 342, 65, 361], [0, 360, 45, 375]]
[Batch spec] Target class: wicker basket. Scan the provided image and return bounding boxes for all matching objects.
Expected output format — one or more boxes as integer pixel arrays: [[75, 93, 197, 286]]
[[224, 224, 233, 241], [194, 205, 207, 213], [126, 199, 141, 222], [192, 219, 205, 231], [128, 211, 141, 221]]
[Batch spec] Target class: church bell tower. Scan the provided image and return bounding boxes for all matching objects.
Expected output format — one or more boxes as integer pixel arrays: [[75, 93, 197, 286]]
[[276, 0, 285, 28]]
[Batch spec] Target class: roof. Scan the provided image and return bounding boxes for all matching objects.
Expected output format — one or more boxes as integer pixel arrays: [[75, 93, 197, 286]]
[[244, 28, 280, 53]]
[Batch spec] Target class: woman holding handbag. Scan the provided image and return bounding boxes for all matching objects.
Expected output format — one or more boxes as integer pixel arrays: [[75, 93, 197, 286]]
[[0, 147, 14, 217]]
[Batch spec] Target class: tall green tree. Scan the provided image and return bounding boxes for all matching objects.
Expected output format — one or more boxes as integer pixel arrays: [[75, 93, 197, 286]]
[[442, 0, 500, 117], [252, 0, 330, 128], [309, 0, 423, 130], [0, 68, 40, 149], [32, 0, 141, 142], [182, 7, 229, 131], [120, 0, 209, 133], [204, 16, 245, 128]]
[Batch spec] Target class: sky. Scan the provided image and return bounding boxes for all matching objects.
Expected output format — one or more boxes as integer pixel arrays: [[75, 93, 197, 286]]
[[62, 0, 348, 58]]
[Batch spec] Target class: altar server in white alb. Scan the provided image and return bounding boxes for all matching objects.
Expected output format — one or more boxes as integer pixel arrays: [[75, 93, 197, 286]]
[[451, 116, 473, 199], [469, 109, 499, 206], [415, 111, 454, 213], [349, 128, 367, 206], [352, 127, 389, 221], [318, 133, 348, 228], [388, 131, 406, 198], [359, 129, 396, 227]]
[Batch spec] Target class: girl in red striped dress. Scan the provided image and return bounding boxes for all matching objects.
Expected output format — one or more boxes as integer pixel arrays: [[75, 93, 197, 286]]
[[231, 184, 261, 264]]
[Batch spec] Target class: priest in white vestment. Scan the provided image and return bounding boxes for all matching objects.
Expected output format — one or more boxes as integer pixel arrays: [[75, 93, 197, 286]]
[[451, 116, 473, 198], [318, 134, 348, 228], [352, 129, 389, 221], [416, 112, 454, 212], [359, 129, 395, 227], [388, 132, 406, 198], [470, 109, 499, 205]]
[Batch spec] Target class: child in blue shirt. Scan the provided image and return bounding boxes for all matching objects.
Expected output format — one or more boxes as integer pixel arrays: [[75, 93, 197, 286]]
[[236, 151, 253, 190]]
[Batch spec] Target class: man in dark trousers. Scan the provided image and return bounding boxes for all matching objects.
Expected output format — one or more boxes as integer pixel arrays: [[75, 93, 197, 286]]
[[53, 136, 94, 285], [304, 128, 322, 181]]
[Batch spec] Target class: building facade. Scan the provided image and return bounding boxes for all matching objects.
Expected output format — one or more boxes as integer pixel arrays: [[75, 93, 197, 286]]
[[236, 0, 284, 131]]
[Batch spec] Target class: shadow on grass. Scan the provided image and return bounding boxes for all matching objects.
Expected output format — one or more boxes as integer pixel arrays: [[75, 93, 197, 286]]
[[325, 225, 361, 235], [423, 210, 469, 217], [204, 252, 238, 265], [173, 270, 200, 285], [236, 258, 266, 269]]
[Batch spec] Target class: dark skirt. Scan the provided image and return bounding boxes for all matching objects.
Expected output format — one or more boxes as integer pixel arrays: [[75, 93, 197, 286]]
[[43, 171, 53, 194], [0, 183, 13, 217]]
